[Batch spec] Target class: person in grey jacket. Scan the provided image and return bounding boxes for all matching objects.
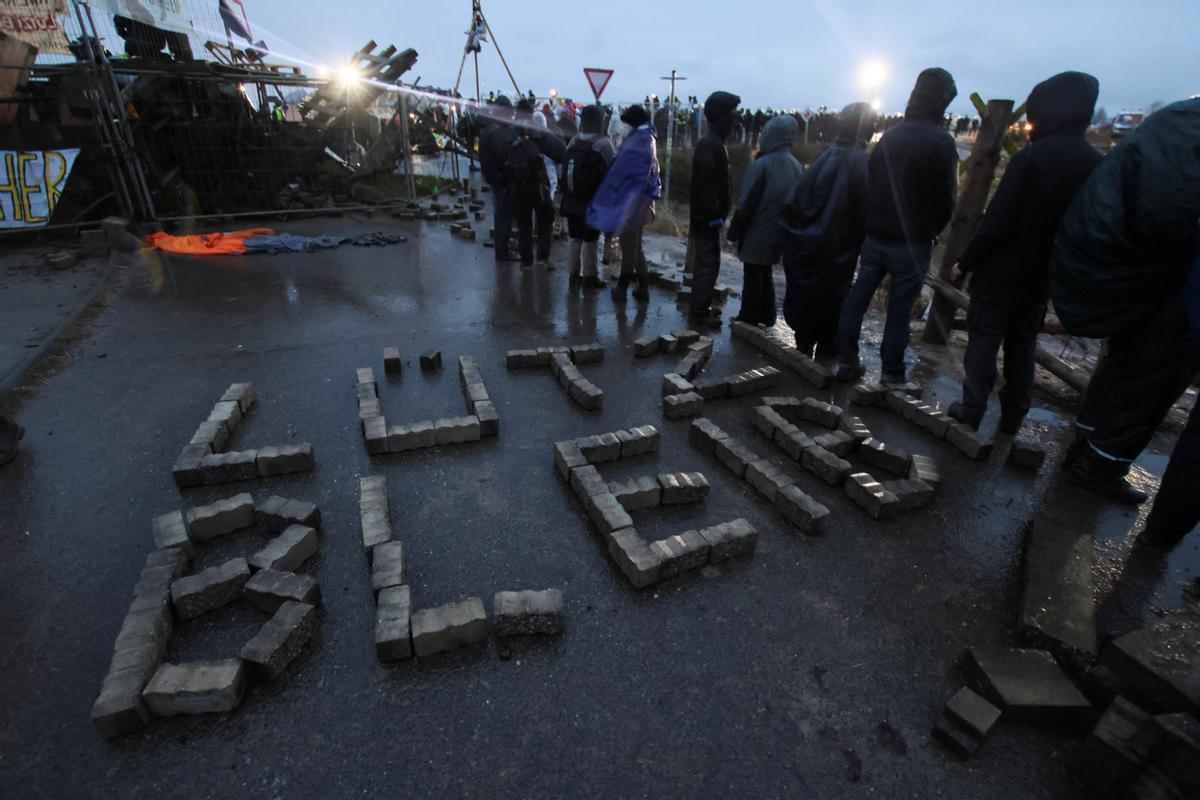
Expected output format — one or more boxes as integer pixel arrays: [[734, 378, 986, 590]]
[[727, 114, 805, 325]]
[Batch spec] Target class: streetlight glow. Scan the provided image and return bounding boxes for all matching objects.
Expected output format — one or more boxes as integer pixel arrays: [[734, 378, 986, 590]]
[[858, 59, 888, 91]]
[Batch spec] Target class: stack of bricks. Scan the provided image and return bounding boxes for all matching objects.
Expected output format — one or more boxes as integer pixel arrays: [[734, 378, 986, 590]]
[[360, 476, 412, 661], [458, 355, 500, 436], [173, 382, 315, 488], [357, 354, 487, 456], [553, 425, 756, 588], [505, 342, 605, 411], [855, 386, 994, 461], [730, 320, 834, 388]]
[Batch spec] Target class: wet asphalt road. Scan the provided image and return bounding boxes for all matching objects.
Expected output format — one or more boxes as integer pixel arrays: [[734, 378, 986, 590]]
[[1, 211, 1196, 799]]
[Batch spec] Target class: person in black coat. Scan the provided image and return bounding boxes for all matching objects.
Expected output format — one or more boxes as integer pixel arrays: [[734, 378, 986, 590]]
[[479, 96, 518, 262], [947, 72, 1103, 434], [781, 102, 876, 358], [688, 90, 741, 328], [835, 68, 958, 383]]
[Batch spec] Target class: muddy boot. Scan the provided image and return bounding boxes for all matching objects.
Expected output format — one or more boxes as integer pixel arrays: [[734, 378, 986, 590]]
[[946, 402, 980, 431], [0, 417, 24, 467], [610, 275, 629, 304], [567, 239, 582, 286], [1061, 430, 1088, 470], [581, 245, 605, 289], [1069, 446, 1149, 505]]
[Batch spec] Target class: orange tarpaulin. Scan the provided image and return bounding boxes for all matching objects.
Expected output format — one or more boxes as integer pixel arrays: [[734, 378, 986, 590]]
[[145, 228, 276, 255]]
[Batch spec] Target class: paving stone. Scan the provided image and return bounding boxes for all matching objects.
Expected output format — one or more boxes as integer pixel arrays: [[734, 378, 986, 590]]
[[664, 391, 704, 418], [908, 454, 941, 489], [570, 464, 610, 500], [672, 329, 701, 347], [255, 495, 320, 532], [370, 541, 405, 594], [143, 547, 190, 578], [577, 432, 621, 463], [799, 397, 844, 428], [649, 530, 711, 578], [752, 405, 788, 440], [243, 568, 320, 614], [358, 397, 382, 421], [745, 459, 795, 503], [215, 383, 255, 415], [761, 396, 804, 413], [554, 440, 588, 478], [550, 351, 575, 383], [688, 337, 715, 358], [688, 417, 729, 454], [962, 646, 1092, 721], [1149, 712, 1200, 796], [419, 350, 442, 371], [1120, 766, 1184, 800], [356, 367, 376, 387], [569, 343, 604, 364], [434, 415, 481, 444], [240, 601, 319, 681], [464, 380, 490, 407], [249, 525, 318, 572], [586, 492, 635, 534], [774, 485, 830, 535], [113, 603, 173, 653], [662, 372, 694, 396], [945, 686, 1002, 741], [171, 558, 251, 620], [774, 425, 817, 462], [1075, 697, 1155, 797], [714, 436, 758, 478], [945, 423, 994, 460], [691, 376, 730, 399], [185, 493, 255, 540], [411, 597, 488, 657], [610, 476, 662, 511], [1009, 438, 1047, 469], [618, 425, 660, 457], [383, 347, 402, 372], [633, 335, 659, 357], [199, 450, 260, 484], [130, 568, 178, 605], [506, 349, 541, 368], [189, 419, 229, 453], [568, 378, 605, 410], [359, 501, 392, 550], [837, 414, 872, 444], [387, 420, 437, 452], [142, 660, 247, 716], [696, 518, 758, 562], [91, 668, 152, 738], [882, 478, 935, 511], [848, 382, 886, 406], [858, 438, 911, 476], [658, 472, 710, 505], [207, 400, 243, 433], [725, 369, 769, 397], [657, 333, 679, 353], [536, 346, 569, 365], [674, 351, 707, 381], [172, 444, 209, 488], [376, 585, 413, 661], [801, 446, 853, 486], [813, 430, 856, 458], [932, 712, 980, 758], [1020, 511, 1097, 665], [1103, 602, 1200, 716], [607, 528, 662, 588], [844, 473, 901, 519], [152, 511, 193, 556], [914, 409, 953, 438], [494, 589, 564, 636], [256, 443, 315, 477]]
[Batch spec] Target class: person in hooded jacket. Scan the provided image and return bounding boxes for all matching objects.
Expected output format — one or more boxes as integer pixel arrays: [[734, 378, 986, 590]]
[[689, 90, 741, 328], [727, 114, 804, 326], [507, 100, 566, 269], [835, 68, 959, 383], [945, 72, 1103, 435], [479, 96, 519, 262], [561, 104, 616, 290], [1049, 98, 1200, 504], [586, 104, 661, 303], [780, 102, 876, 358]]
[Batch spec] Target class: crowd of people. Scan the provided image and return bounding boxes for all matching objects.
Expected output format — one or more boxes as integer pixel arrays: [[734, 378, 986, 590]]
[[463, 68, 1199, 550]]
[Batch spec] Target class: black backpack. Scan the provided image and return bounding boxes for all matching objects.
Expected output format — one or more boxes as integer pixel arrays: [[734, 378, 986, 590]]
[[562, 138, 606, 202], [504, 134, 546, 197]]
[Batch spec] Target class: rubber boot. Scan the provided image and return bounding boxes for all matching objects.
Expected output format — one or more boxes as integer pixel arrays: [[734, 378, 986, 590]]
[[567, 239, 582, 286], [1069, 446, 1149, 505]]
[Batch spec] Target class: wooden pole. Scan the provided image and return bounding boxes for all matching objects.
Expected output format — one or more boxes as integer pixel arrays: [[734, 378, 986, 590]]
[[922, 98, 1013, 345]]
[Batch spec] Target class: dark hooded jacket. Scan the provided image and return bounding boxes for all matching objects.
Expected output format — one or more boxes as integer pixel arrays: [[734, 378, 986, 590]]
[[730, 115, 804, 264], [781, 102, 875, 273], [1050, 98, 1200, 337], [960, 71, 1102, 304], [864, 68, 959, 244], [479, 97, 515, 187], [690, 91, 740, 227]]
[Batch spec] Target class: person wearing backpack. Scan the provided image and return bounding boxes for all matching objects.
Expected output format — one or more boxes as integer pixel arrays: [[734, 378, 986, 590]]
[[780, 103, 875, 358], [945, 72, 1103, 436], [586, 104, 661, 304], [1049, 98, 1200, 503], [561, 104, 616, 290], [507, 100, 565, 269], [726, 114, 804, 326]]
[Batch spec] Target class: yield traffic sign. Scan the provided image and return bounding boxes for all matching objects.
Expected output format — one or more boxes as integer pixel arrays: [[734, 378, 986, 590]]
[[583, 68, 614, 101]]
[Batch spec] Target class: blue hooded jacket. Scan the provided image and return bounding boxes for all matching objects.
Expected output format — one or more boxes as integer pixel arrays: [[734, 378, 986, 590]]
[[586, 124, 660, 234]]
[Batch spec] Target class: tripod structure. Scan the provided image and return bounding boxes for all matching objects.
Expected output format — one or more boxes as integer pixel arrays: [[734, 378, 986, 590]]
[[453, 0, 521, 103]]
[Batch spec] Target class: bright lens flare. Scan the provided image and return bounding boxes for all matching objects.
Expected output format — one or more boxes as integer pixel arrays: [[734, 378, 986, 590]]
[[871, 98, 883, 111], [858, 59, 888, 91], [336, 65, 361, 86]]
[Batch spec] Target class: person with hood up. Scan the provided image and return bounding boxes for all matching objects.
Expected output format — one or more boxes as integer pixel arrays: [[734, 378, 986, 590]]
[[586, 104, 661, 303], [561, 104, 616, 290], [726, 114, 804, 326], [479, 95, 519, 262], [689, 90, 741, 328], [1049, 98, 1200, 504], [780, 102, 876, 357], [506, 99, 565, 269], [835, 68, 959, 383], [946, 72, 1103, 435]]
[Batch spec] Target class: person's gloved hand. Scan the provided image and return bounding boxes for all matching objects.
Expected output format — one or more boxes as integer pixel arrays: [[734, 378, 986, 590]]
[[708, 217, 725, 229]]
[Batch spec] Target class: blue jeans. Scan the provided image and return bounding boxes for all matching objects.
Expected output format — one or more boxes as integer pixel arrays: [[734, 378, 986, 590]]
[[492, 184, 513, 256], [836, 235, 932, 380]]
